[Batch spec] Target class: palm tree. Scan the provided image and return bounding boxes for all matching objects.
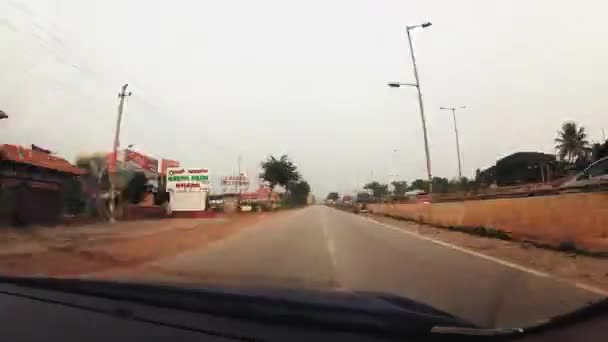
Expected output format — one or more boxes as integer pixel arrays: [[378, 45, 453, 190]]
[[554, 121, 590, 162]]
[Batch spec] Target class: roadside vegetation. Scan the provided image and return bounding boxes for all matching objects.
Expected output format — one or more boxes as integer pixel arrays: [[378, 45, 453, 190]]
[[260, 154, 311, 207], [326, 120, 608, 203]]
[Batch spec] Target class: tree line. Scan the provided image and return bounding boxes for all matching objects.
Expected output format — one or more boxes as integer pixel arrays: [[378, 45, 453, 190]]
[[359, 177, 471, 199], [554, 121, 608, 166], [326, 120, 608, 201]]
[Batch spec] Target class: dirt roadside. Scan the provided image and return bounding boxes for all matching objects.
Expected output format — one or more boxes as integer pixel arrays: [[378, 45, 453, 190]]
[[364, 213, 608, 294], [0, 213, 279, 277]]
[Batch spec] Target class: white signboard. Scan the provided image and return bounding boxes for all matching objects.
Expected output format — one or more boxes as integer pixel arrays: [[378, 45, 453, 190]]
[[166, 167, 210, 192], [166, 167, 210, 212]]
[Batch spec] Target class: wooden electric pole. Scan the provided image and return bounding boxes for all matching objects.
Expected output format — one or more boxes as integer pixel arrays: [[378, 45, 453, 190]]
[[109, 84, 132, 223]]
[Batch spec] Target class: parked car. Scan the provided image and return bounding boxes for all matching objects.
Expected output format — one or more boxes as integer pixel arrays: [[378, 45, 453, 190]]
[[560, 156, 608, 189], [240, 204, 253, 212]]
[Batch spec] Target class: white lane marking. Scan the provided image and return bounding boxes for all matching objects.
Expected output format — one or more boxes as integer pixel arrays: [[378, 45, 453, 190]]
[[361, 216, 608, 297], [574, 282, 608, 297], [321, 211, 338, 271]]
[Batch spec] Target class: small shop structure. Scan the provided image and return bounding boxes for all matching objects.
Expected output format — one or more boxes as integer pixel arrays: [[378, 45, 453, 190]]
[[0, 144, 85, 225]]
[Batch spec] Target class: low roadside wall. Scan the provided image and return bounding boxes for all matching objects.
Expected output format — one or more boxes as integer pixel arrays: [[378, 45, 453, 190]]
[[368, 192, 608, 253]]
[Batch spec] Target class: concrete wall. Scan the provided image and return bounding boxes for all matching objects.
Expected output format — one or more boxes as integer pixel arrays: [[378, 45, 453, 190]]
[[368, 192, 608, 253]]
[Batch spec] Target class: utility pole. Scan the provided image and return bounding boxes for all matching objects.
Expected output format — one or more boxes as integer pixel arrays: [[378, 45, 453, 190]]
[[440, 106, 466, 179], [406, 26, 433, 192], [388, 22, 433, 192], [109, 84, 132, 223]]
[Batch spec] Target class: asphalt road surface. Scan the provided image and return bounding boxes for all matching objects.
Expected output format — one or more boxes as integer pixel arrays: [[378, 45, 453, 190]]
[[145, 206, 602, 328]]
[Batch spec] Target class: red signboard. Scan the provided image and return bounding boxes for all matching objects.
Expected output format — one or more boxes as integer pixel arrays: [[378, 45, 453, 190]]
[[239, 187, 279, 202], [222, 175, 250, 185], [125, 149, 158, 174], [161, 159, 181, 175], [188, 168, 208, 174], [175, 183, 201, 188]]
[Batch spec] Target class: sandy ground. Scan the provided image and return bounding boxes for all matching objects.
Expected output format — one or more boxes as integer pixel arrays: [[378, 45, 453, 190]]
[[365, 214, 608, 293], [0, 213, 277, 277]]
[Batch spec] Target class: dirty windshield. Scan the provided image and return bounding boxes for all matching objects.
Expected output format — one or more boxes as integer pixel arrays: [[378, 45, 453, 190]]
[[1, 0, 606, 329]]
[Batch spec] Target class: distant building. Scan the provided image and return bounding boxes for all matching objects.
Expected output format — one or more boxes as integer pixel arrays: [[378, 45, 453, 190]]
[[477, 152, 561, 186], [0, 144, 86, 225]]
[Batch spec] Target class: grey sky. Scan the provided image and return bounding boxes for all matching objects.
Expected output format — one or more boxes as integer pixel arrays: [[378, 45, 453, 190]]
[[1, 0, 607, 196]]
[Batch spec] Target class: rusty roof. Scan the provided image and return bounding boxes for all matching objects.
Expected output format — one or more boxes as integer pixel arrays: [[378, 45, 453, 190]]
[[0, 144, 86, 175]]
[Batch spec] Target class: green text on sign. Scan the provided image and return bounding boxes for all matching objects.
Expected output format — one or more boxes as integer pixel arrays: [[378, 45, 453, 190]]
[[168, 175, 208, 182]]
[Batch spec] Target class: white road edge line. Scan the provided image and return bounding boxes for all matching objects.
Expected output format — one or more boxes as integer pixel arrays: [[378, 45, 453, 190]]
[[362, 216, 608, 297]]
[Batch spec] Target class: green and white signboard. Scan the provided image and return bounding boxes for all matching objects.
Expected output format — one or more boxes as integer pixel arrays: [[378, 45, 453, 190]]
[[165, 167, 210, 212], [166, 168, 210, 192]]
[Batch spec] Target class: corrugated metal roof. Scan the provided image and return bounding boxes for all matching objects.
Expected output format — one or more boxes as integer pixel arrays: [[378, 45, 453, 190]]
[[0, 144, 86, 175]]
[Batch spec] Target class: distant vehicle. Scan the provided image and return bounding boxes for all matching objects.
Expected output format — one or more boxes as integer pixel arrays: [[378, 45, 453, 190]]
[[560, 156, 608, 189], [240, 204, 253, 212]]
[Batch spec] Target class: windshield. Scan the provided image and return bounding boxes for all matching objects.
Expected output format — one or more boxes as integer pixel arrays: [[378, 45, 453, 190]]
[[1, 0, 606, 331]]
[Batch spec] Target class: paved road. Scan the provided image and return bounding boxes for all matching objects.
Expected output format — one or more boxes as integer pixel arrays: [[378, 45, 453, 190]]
[[146, 206, 601, 328]]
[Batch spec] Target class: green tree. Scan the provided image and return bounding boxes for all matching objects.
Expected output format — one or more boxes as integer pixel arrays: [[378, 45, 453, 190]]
[[64, 176, 85, 214], [431, 177, 449, 193], [459, 177, 471, 192], [391, 181, 408, 197], [555, 121, 590, 163], [447, 177, 471, 193], [591, 140, 608, 163], [286, 180, 311, 205], [326, 192, 339, 201], [125, 172, 148, 204], [260, 154, 300, 192], [363, 181, 389, 198], [409, 179, 430, 193]]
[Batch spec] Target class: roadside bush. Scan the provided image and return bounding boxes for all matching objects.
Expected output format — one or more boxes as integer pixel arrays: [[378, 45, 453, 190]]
[[449, 225, 512, 241]]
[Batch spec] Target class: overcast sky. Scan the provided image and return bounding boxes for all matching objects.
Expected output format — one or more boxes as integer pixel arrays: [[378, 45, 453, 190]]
[[1, 0, 607, 196]]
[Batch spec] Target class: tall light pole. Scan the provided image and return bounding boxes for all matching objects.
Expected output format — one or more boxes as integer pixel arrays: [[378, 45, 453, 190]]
[[440, 106, 466, 179], [109, 84, 132, 223], [388, 22, 433, 192]]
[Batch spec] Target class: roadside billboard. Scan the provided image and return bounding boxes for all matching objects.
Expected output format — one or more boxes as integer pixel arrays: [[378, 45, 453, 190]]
[[221, 173, 250, 194], [221, 175, 250, 186], [166, 167, 210, 212], [104, 148, 158, 176], [166, 167, 210, 192], [124, 149, 159, 175], [160, 159, 181, 175]]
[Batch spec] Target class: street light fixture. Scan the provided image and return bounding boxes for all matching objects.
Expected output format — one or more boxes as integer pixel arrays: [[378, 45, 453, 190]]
[[388, 21, 433, 192], [387, 82, 418, 88], [440, 106, 466, 179], [0, 110, 8, 120]]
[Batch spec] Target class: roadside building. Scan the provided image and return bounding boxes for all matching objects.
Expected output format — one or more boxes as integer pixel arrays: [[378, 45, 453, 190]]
[[0, 144, 86, 225], [476, 152, 564, 186]]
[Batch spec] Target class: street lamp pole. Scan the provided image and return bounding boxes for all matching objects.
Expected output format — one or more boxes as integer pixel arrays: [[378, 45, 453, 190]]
[[388, 22, 433, 192], [440, 106, 466, 179]]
